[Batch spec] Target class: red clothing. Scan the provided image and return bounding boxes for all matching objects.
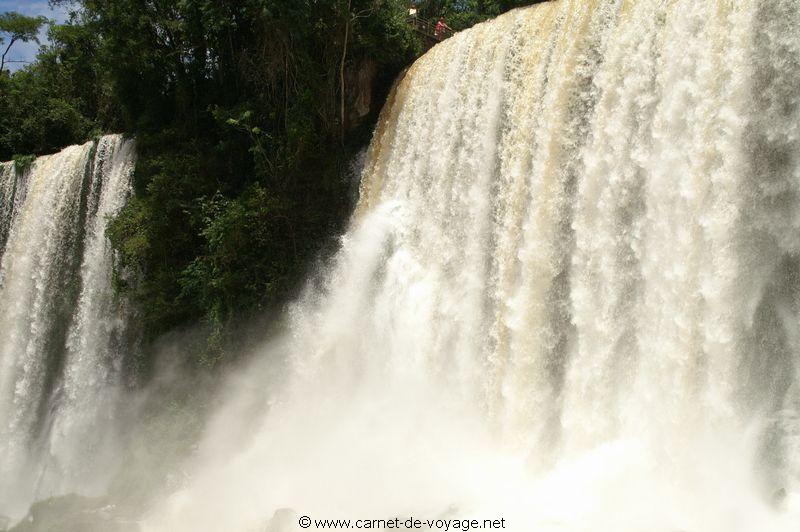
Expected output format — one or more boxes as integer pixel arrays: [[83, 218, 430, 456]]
[[435, 21, 447, 37]]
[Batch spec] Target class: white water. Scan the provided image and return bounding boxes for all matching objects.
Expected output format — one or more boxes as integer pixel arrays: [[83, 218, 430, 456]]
[[0, 135, 136, 518], [147, 1, 800, 530]]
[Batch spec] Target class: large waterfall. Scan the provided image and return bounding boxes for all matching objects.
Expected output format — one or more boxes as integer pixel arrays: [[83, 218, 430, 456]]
[[0, 135, 136, 519], [147, 1, 800, 531]]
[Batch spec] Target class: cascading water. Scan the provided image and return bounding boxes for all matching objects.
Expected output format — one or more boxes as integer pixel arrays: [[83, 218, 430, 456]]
[[147, 1, 800, 530], [0, 161, 27, 255], [0, 135, 137, 519]]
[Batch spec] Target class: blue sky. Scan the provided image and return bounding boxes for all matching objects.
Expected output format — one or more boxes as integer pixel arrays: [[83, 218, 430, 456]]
[[1, 0, 73, 71]]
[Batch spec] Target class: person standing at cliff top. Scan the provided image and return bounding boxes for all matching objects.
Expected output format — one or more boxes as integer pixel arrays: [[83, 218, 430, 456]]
[[434, 17, 451, 38]]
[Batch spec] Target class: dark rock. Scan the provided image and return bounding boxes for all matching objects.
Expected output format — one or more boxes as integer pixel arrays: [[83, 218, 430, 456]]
[[9, 495, 139, 532]]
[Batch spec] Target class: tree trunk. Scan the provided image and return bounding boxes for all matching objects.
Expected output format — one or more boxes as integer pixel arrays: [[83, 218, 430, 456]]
[[339, 0, 351, 144], [1, 37, 18, 74]]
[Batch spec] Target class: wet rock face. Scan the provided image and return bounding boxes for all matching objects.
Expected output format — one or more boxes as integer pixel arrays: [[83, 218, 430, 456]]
[[262, 508, 297, 532], [8, 495, 139, 532], [347, 58, 379, 131]]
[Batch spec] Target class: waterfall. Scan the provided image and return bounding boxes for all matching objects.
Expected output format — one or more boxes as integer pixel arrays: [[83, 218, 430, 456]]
[[0, 135, 136, 518], [0, 0, 797, 530], [149, 1, 800, 530]]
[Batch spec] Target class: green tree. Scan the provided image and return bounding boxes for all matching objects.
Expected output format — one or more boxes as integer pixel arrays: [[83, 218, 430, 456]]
[[0, 12, 47, 73], [0, 19, 110, 159]]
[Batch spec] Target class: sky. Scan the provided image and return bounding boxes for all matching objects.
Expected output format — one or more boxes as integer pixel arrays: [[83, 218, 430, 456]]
[[1, 0, 73, 72]]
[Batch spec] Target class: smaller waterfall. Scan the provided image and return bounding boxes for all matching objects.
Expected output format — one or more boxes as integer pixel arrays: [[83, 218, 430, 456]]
[[0, 135, 137, 519]]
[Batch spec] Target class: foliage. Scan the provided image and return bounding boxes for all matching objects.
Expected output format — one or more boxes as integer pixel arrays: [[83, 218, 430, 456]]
[[90, 0, 419, 363], [0, 19, 111, 159], [12, 153, 35, 171]]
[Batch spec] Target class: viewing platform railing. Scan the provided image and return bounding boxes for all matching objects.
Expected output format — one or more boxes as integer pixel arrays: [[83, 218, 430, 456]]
[[407, 16, 454, 44]]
